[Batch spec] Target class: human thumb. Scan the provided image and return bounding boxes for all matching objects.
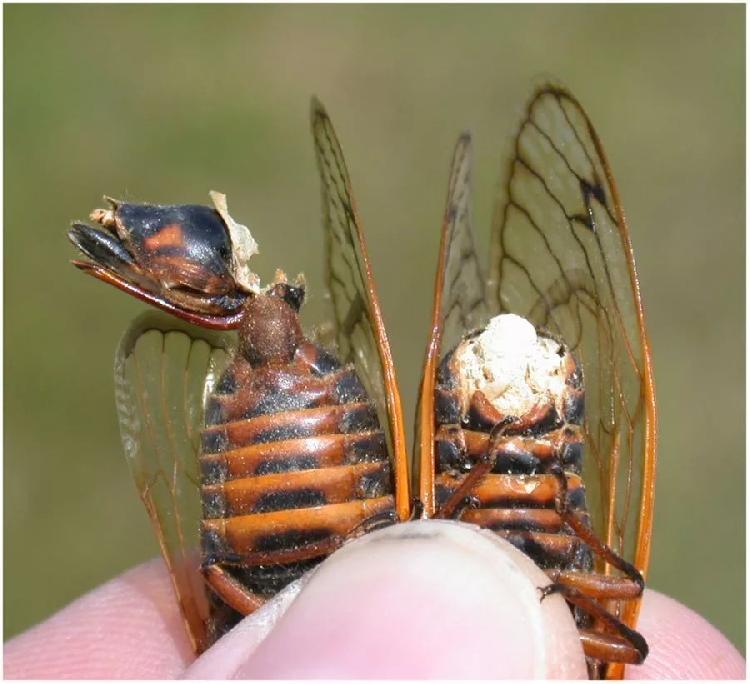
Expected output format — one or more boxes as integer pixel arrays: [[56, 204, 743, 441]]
[[185, 519, 587, 679]]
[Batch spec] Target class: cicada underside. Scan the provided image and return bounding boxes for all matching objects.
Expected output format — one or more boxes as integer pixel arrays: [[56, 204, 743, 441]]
[[416, 86, 656, 679]]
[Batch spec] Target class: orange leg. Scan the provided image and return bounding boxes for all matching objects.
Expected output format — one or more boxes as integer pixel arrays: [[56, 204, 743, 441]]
[[546, 570, 642, 600], [349, 508, 399, 535], [542, 460, 648, 665], [579, 629, 645, 665], [202, 564, 265, 616], [435, 419, 514, 519], [435, 461, 492, 519], [541, 583, 647, 664], [549, 463, 645, 589]]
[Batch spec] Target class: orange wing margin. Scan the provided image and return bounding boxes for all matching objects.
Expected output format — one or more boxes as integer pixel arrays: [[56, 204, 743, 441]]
[[418, 133, 486, 515], [310, 98, 410, 520], [486, 85, 657, 679], [583, 92, 657, 680]]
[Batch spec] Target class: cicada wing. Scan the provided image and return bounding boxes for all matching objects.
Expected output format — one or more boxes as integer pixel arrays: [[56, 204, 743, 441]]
[[417, 133, 487, 515], [487, 86, 656, 635], [310, 99, 410, 520], [114, 310, 234, 654]]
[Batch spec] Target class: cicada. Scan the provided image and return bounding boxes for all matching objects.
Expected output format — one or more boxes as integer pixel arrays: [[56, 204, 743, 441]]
[[68, 101, 411, 651], [69, 86, 655, 679], [416, 86, 656, 679]]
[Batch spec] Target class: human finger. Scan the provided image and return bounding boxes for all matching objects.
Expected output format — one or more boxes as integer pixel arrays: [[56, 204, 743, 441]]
[[625, 589, 744, 679], [3, 559, 191, 679], [186, 519, 588, 679]]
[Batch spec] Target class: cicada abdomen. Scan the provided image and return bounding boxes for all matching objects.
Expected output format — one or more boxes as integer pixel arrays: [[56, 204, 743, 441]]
[[433, 315, 589, 564], [432, 314, 646, 668], [198, 281, 397, 642]]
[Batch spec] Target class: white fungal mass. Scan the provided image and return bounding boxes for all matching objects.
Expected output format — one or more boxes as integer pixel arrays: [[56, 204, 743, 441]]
[[454, 314, 567, 418], [210, 191, 261, 294]]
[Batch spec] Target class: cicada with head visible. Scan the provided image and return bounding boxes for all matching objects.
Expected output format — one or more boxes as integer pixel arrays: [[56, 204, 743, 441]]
[[69, 100, 410, 652], [415, 85, 656, 679], [70, 87, 655, 678]]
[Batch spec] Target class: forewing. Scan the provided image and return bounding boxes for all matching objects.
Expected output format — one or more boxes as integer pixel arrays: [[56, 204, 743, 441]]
[[114, 311, 234, 653], [434, 134, 488, 358], [487, 86, 656, 625], [417, 133, 487, 514], [310, 99, 409, 519]]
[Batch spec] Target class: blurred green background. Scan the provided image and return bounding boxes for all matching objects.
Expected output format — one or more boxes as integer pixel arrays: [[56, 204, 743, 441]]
[[5, 4, 745, 654]]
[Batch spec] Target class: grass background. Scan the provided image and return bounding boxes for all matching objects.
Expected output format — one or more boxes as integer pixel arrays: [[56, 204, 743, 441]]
[[5, 4, 745, 654]]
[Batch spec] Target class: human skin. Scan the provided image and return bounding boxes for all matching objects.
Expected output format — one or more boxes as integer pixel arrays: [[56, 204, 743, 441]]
[[4, 521, 745, 679]]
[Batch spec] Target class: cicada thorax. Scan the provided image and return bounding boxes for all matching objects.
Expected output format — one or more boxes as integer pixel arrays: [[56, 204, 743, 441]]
[[433, 314, 596, 615], [198, 285, 396, 642]]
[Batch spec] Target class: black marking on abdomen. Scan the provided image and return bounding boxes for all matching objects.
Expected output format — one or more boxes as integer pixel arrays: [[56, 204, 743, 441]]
[[252, 424, 320, 444], [201, 454, 228, 483], [203, 488, 227, 519], [502, 532, 578, 569], [564, 392, 585, 424], [435, 388, 461, 424], [561, 439, 583, 473], [253, 489, 328, 513], [492, 449, 541, 473], [307, 348, 341, 376], [348, 432, 388, 462], [254, 528, 331, 553], [436, 434, 466, 472], [237, 557, 322, 597], [255, 455, 319, 475], [247, 390, 328, 419], [358, 464, 392, 499], [333, 369, 368, 404], [202, 430, 228, 454], [339, 405, 379, 433]]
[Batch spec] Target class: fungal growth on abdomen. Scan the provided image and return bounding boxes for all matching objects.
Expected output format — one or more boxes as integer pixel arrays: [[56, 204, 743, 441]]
[[434, 312, 591, 574]]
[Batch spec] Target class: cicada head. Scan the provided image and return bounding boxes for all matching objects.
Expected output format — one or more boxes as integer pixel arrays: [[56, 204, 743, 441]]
[[69, 191, 260, 328]]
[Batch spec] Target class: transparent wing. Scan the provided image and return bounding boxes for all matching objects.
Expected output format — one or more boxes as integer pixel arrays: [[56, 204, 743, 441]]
[[487, 86, 656, 626], [434, 133, 488, 358], [114, 310, 234, 653], [310, 99, 409, 519], [417, 133, 487, 514]]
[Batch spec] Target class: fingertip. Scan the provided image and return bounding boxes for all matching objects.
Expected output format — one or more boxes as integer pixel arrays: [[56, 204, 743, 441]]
[[625, 590, 745, 679], [4, 559, 192, 679], [209, 520, 586, 679], [183, 578, 306, 680]]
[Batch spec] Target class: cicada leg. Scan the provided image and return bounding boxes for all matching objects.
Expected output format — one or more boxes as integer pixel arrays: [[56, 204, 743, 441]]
[[543, 462, 648, 665], [540, 583, 648, 664], [545, 570, 642, 601], [549, 463, 645, 589], [349, 507, 400, 535], [435, 419, 512, 519], [434, 459, 492, 519], [202, 564, 266, 616]]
